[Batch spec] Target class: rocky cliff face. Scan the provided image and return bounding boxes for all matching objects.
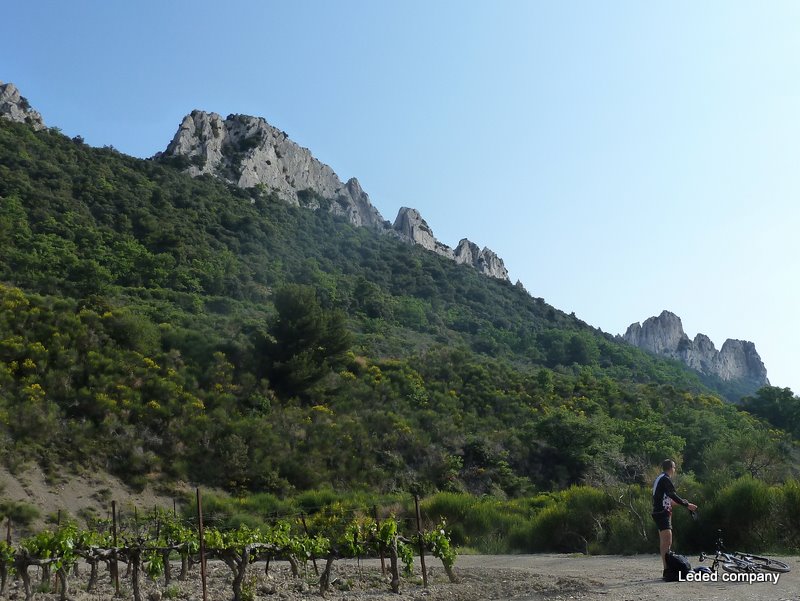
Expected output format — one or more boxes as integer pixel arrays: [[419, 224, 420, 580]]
[[0, 81, 45, 131], [0, 80, 511, 283], [393, 207, 455, 259], [160, 111, 387, 231], [160, 110, 511, 280], [454, 239, 509, 280], [622, 310, 768, 388], [393, 208, 509, 279]]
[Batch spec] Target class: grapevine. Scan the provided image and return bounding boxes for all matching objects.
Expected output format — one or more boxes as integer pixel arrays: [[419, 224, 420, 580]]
[[0, 499, 457, 601], [424, 519, 458, 582], [0, 540, 13, 594]]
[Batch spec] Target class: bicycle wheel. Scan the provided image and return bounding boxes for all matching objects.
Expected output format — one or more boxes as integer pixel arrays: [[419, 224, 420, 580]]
[[736, 554, 791, 573], [721, 560, 751, 574]]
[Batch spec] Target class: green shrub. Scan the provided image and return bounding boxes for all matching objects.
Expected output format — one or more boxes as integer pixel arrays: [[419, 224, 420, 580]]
[[239, 492, 294, 518], [527, 486, 615, 553], [605, 508, 654, 555], [700, 476, 778, 551], [296, 489, 340, 514], [421, 492, 529, 552], [222, 512, 265, 530], [184, 491, 233, 527], [0, 500, 40, 527], [776, 479, 800, 552]]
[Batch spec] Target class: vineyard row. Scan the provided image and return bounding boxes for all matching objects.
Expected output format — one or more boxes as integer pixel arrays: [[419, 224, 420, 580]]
[[0, 492, 458, 601]]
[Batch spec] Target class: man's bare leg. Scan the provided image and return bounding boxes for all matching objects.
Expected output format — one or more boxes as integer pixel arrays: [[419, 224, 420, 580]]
[[659, 529, 672, 568]]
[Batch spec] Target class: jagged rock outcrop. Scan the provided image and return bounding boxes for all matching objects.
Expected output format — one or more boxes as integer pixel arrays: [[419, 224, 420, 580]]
[[454, 239, 509, 280], [1, 80, 511, 282], [393, 208, 455, 259], [623, 311, 685, 355], [716, 339, 768, 383], [160, 109, 512, 281], [473, 246, 509, 280], [622, 310, 768, 387], [391, 210, 509, 280], [160, 111, 387, 231], [454, 238, 481, 267], [0, 81, 45, 130]]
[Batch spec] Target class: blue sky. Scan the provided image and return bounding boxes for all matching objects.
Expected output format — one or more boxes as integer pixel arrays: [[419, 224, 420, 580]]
[[6, 1, 800, 394]]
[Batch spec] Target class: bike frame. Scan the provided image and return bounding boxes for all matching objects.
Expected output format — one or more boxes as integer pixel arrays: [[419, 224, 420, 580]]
[[698, 531, 790, 574]]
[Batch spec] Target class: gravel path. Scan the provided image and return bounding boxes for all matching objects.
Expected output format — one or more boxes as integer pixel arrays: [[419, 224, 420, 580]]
[[454, 554, 798, 601], [4, 553, 796, 601]]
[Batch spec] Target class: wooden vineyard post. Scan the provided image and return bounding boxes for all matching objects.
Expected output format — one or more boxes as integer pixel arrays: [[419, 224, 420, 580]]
[[112, 500, 120, 596], [300, 514, 319, 575], [374, 506, 386, 577], [0, 518, 10, 594], [197, 488, 207, 601], [54, 510, 61, 593], [414, 495, 428, 587]]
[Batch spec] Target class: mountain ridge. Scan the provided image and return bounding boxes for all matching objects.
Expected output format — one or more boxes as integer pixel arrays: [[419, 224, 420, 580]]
[[158, 109, 510, 281], [0, 80, 769, 397], [1, 79, 794, 504], [622, 309, 768, 389]]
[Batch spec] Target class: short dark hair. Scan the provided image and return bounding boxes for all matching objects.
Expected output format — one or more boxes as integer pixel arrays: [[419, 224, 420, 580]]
[[662, 459, 676, 472]]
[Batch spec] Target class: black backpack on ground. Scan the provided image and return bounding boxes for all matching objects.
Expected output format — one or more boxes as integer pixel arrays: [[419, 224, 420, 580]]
[[663, 550, 692, 582]]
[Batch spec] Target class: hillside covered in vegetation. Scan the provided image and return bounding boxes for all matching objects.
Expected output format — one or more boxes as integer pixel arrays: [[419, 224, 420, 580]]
[[2, 118, 800, 553]]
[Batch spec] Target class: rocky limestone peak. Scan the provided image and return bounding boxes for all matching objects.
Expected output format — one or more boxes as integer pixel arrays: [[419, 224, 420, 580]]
[[0, 81, 45, 131], [390, 214, 511, 281], [622, 310, 769, 391], [683, 333, 718, 373], [393, 208, 455, 259], [475, 246, 509, 280], [455, 239, 509, 280], [717, 339, 769, 384], [161, 110, 511, 281], [160, 110, 386, 231], [454, 239, 480, 266], [339, 177, 387, 229], [623, 310, 687, 355]]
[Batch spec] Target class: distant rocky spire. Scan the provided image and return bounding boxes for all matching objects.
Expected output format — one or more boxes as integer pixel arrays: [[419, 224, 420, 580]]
[[390, 208, 509, 280], [622, 310, 769, 390], [0, 81, 45, 131]]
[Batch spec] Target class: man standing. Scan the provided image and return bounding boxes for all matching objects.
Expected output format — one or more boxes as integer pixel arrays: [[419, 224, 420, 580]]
[[652, 459, 697, 568]]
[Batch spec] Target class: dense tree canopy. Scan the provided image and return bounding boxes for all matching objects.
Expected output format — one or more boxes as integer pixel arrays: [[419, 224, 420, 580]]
[[0, 118, 797, 501]]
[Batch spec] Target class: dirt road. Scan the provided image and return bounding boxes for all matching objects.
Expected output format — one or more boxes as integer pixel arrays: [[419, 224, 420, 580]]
[[10, 553, 795, 601], [452, 554, 799, 601]]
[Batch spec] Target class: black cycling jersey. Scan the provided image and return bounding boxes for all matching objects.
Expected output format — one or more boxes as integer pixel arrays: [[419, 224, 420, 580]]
[[652, 472, 688, 514]]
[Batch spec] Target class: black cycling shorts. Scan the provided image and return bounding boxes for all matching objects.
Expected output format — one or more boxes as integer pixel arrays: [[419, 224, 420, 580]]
[[651, 510, 672, 531]]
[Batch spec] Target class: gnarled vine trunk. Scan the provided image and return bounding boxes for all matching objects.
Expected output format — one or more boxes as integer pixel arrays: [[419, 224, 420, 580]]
[[56, 566, 70, 601], [162, 549, 172, 585], [14, 558, 32, 601], [389, 539, 400, 594], [87, 560, 99, 592], [221, 546, 251, 601], [319, 554, 335, 596], [288, 554, 301, 578]]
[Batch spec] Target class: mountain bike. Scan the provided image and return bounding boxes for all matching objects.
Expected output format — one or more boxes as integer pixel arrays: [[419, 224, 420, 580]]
[[698, 529, 790, 574]]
